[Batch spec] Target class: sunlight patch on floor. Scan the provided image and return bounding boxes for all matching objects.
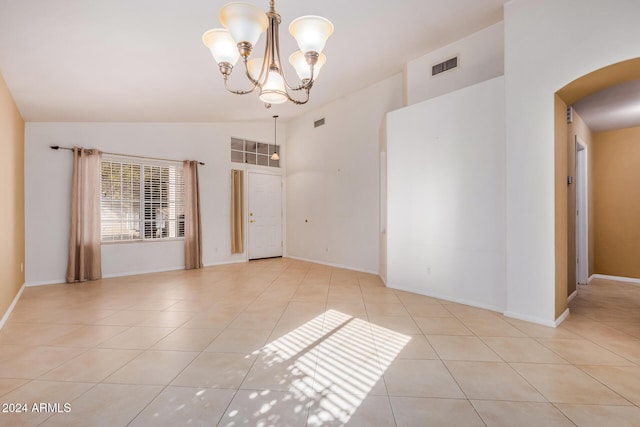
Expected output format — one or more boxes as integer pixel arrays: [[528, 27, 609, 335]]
[[221, 309, 411, 426]]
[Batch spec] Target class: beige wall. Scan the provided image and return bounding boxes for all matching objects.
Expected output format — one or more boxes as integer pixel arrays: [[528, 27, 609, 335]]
[[0, 71, 25, 322], [593, 126, 640, 279]]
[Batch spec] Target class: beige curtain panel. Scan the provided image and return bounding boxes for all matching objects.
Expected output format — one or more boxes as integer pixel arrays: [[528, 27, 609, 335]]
[[184, 160, 203, 269], [231, 169, 244, 254], [66, 147, 102, 283]]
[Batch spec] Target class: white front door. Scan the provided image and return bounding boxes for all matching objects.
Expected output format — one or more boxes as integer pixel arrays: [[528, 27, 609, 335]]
[[248, 172, 283, 260]]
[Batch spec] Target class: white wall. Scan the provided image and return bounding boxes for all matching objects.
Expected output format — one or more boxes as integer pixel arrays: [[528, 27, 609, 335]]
[[504, 0, 640, 325], [285, 74, 403, 274], [25, 122, 282, 285], [386, 76, 506, 311], [405, 22, 504, 107]]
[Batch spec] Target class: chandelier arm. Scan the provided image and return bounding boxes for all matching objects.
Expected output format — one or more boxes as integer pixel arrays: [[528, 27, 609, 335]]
[[284, 87, 311, 105], [223, 60, 260, 95], [242, 61, 260, 87], [270, 11, 313, 92]]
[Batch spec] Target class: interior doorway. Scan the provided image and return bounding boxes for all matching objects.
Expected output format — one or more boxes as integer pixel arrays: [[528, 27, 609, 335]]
[[575, 137, 588, 285], [554, 57, 640, 320], [248, 172, 283, 260]]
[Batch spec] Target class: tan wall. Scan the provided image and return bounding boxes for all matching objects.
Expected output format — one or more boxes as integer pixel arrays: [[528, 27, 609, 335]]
[[554, 95, 568, 318], [593, 126, 640, 279], [0, 72, 25, 323]]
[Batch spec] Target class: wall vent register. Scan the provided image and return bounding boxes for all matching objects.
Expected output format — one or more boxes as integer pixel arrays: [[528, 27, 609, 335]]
[[431, 56, 458, 76]]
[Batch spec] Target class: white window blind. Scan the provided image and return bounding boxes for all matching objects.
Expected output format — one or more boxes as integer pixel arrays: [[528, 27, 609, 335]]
[[100, 157, 185, 242]]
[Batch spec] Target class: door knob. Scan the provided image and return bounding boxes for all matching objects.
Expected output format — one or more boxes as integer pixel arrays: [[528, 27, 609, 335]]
[[250, 220, 255, 223]]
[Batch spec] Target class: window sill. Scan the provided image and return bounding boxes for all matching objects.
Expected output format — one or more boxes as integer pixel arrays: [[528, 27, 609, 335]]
[[101, 238, 184, 245]]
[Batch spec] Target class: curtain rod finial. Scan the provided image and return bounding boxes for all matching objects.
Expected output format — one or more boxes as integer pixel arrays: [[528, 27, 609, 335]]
[[50, 145, 60, 150]]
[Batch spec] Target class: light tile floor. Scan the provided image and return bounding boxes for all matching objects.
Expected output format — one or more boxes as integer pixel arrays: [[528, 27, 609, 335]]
[[0, 259, 639, 426]]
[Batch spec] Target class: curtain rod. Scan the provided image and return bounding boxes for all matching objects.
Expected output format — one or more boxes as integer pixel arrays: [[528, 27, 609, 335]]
[[49, 145, 205, 166]]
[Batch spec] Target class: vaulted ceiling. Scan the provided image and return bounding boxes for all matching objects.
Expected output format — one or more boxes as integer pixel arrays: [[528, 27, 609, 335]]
[[0, 0, 506, 122]]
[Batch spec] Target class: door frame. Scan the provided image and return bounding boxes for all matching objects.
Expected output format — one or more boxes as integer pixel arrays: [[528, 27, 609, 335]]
[[575, 136, 589, 285], [246, 170, 284, 261]]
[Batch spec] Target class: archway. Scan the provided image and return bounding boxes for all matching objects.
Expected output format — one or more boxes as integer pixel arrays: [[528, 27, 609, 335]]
[[554, 57, 640, 319]]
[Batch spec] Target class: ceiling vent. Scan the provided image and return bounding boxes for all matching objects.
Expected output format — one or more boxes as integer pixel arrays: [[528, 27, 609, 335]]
[[314, 118, 326, 128], [431, 56, 458, 77]]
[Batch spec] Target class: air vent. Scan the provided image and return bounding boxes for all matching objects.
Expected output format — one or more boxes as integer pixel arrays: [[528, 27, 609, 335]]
[[431, 56, 458, 76], [314, 118, 325, 128]]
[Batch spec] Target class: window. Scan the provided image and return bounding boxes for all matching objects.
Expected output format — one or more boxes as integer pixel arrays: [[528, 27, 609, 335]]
[[100, 157, 184, 242], [231, 137, 280, 168]]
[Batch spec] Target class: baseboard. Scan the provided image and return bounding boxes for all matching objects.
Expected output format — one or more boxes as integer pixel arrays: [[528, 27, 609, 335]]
[[567, 289, 578, 303], [380, 274, 388, 286], [26, 279, 65, 287], [590, 274, 640, 286], [554, 308, 571, 326], [503, 311, 559, 328], [102, 265, 185, 279], [0, 284, 25, 330], [388, 283, 504, 314], [285, 255, 379, 275], [205, 259, 248, 267], [25, 260, 256, 287]]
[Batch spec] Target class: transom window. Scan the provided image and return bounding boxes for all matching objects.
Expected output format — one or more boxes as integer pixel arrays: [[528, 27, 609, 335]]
[[100, 157, 184, 242], [231, 137, 280, 168]]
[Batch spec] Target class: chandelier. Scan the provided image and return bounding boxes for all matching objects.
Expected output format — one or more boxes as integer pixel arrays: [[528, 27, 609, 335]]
[[202, 0, 333, 107]]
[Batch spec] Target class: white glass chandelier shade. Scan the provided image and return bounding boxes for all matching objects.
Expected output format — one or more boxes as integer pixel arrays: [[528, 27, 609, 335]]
[[247, 57, 264, 80], [202, 1, 333, 106], [259, 71, 288, 104], [289, 51, 326, 80], [219, 2, 268, 46], [289, 15, 334, 54], [202, 29, 240, 65]]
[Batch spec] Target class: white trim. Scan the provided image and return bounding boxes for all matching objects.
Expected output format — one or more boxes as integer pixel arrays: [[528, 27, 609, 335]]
[[102, 265, 184, 279], [285, 255, 379, 276], [0, 284, 25, 330], [590, 274, 640, 286], [567, 289, 578, 303], [26, 279, 65, 287], [26, 260, 248, 287], [575, 136, 589, 285], [388, 283, 504, 314], [204, 259, 247, 267], [554, 308, 571, 326], [503, 311, 559, 328]]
